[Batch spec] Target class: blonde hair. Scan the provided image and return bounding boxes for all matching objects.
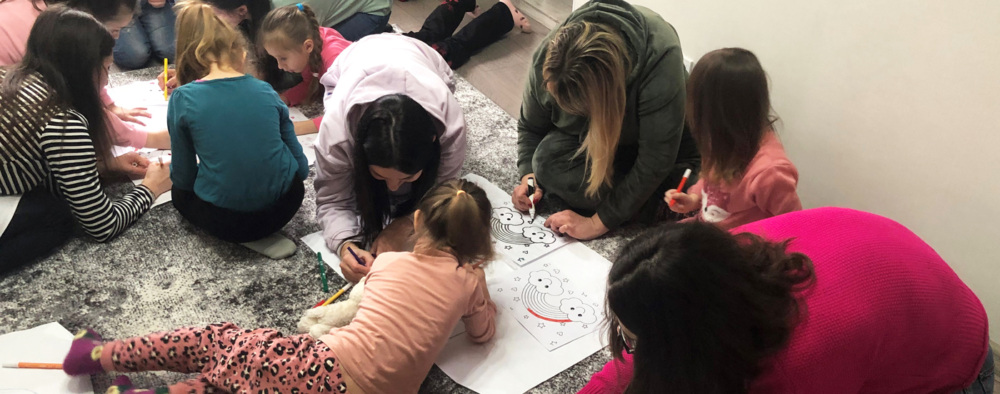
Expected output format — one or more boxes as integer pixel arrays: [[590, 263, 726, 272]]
[[173, 0, 247, 85], [543, 21, 631, 197], [260, 4, 324, 103]]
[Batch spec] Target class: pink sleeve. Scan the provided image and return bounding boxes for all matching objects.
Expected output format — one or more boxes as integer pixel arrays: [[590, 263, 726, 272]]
[[577, 351, 633, 394], [462, 278, 497, 343], [750, 163, 801, 217], [686, 178, 704, 196], [104, 108, 148, 149], [101, 87, 114, 106]]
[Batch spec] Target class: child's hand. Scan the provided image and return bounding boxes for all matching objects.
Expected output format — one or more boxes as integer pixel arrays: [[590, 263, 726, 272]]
[[665, 189, 700, 213], [339, 242, 374, 283], [157, 69, 179, 93], [141, 161, 172, 197], [111, 105, 151, 125], [113, 151, 149, 179]]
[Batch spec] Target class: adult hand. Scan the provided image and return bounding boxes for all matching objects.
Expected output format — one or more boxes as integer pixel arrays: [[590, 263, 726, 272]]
[[371, 215, 415, 254], [512, 173, 542, 212], [148, 0, 167, 8], [544, 210, 609, 240], [157, 69, 179, 94], [113, 151, 150, 178], [111, 105, 151, 125], [140, 160, 172, 197], [339, 242, 374, 283], [664, 189, 700, 214]]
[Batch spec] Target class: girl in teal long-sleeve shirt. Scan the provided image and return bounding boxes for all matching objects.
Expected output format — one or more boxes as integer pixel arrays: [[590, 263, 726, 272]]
[[167, 0, 308, 259]]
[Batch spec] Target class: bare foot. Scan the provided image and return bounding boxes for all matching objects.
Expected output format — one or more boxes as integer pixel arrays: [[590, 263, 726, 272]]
[[500, 0, 532, 34]]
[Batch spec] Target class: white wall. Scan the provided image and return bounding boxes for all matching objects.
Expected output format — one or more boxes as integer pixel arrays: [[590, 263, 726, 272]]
[[575, 0, 1000, 338]]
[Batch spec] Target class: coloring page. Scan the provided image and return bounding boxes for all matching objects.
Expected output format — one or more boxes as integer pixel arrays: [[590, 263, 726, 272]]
[[491, 262, 603, 351], [491, 203, 572, 266]]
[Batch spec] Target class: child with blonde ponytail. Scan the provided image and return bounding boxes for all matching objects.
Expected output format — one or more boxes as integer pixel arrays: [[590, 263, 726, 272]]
[[62, 179, 496, 393]]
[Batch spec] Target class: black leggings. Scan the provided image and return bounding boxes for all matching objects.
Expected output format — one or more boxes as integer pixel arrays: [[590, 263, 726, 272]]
[[404, 0, 514, 69], [172, 177, 305, 244], [0, 187, 75, 275]]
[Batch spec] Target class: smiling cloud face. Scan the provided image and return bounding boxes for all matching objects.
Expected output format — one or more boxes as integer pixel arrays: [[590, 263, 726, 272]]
[[559, 298, 598, 324], [494, 207, 525, 226], [521, 226, 556, 244], [528, 270, 564, 295]]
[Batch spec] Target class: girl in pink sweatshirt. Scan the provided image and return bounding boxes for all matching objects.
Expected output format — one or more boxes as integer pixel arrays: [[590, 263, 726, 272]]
[[260, 2, 352, 134], [580, 208, 991, 394], [666, 48, 801, 229], [62, 179, 497, 394]]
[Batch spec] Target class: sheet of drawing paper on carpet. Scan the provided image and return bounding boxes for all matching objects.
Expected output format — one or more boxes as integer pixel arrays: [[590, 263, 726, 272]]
[[0, 322, 94, 393], [433, 174, 611, 393]]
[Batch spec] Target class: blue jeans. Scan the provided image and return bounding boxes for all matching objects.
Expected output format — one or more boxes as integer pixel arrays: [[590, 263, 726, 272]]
[[955, 346, 995, 394], [332, 12, 391, 41], [113, 0, 177, 70]]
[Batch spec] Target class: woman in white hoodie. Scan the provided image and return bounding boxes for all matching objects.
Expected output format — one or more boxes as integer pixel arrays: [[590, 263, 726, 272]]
[[314, 33, 467, 283]]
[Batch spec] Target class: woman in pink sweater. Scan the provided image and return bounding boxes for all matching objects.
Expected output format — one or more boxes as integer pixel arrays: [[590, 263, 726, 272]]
[[63, 179, 496, 394], [666, 48, 801, 229], [581, 207, 991, 394]]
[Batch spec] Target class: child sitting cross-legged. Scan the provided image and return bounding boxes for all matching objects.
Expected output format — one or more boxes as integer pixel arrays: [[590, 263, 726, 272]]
[[62, 179, 497, 394]]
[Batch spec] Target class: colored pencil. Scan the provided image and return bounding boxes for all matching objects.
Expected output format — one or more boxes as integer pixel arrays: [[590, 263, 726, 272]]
[[2, 362, 62, 369], [347, 246, 366, 267], [163, 58, 169, 101]]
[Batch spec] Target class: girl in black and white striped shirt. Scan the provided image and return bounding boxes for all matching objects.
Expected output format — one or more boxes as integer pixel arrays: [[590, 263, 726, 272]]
[[0, 7, 171, 273]]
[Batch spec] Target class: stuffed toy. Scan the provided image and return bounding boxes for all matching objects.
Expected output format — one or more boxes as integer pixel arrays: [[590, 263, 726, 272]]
[[297, 279, 366, 338]]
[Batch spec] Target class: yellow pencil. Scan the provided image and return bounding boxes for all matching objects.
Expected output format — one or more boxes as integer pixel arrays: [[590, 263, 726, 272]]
[[318, 283, 354, 307], [163, 58, 169, 101]]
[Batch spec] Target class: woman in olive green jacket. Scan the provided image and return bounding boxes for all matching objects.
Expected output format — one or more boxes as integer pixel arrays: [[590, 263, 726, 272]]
[[512, 0, 700, 240]]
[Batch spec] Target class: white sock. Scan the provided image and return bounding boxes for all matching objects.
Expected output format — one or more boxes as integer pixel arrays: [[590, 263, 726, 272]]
[[241, 233, 297, 259]]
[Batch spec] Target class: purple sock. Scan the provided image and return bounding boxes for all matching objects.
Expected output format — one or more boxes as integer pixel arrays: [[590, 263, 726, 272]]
[[62, 329, 106, 376]]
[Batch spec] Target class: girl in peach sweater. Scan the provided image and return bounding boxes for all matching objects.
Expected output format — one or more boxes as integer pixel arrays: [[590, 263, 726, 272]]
[[63, 179, 497, 394]]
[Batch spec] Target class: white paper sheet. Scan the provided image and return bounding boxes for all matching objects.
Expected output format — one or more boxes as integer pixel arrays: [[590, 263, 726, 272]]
[[436, 174, 612, 394], [301, 231, 345, 280], [288, 107, 309, 122], [491, 261, 603, 351], [491, 204, 573, 266], [297, 134, 317, 166], [0, 323, 94, 393], [106, 80, 168, 132]]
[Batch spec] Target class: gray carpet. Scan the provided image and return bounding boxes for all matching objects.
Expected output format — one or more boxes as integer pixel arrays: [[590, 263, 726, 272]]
[[0, 68, 649, 393]]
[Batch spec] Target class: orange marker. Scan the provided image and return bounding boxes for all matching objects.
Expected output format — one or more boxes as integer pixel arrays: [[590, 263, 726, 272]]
[[2, 362, 63, 369], [668, 168, 693, 207]]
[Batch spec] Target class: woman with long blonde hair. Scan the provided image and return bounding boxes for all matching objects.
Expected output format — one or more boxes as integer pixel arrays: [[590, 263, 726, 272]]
[[513, 0, 700, 240]]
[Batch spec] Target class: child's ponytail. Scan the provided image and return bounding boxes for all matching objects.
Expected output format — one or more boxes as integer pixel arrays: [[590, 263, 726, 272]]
[[416, 180, 494, 266], [260, 3, 325, 103]]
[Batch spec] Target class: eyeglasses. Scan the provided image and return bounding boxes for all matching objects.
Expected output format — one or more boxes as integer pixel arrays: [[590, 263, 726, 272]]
[[617, 324, 636, 354]]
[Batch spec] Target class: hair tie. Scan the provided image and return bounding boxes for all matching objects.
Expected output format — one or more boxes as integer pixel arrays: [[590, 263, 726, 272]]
[[296, 3, 304, 11], [456, 190, 466, 196]]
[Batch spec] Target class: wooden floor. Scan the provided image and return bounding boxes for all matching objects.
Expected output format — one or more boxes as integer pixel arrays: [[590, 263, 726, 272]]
[[389, 0, 559, 118]]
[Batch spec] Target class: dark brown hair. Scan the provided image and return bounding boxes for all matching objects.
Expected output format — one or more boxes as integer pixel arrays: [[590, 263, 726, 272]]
[[687, 48, 776, 185], [1, 6, 115, 163], [606, 222, 814, 393], [415, 179, 494, 266], [260, 4, 324, 103], [351, 94, 441, 248]]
